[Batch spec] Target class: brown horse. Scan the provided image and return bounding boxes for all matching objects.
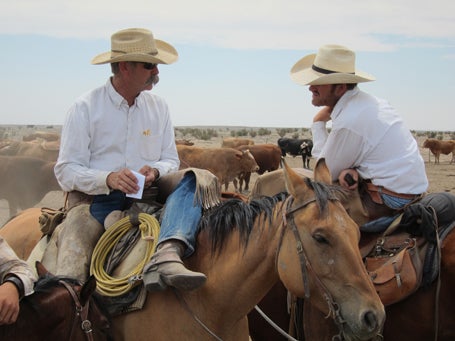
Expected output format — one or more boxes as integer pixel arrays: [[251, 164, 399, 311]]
[[248, 170, 455, 341], [2, 160, 385, 340], [0, 262, 111, 341]]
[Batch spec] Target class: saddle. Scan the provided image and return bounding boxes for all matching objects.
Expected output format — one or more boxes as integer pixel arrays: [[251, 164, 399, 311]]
[[359, 191, 455, 305], [360, 227, 426, 306]]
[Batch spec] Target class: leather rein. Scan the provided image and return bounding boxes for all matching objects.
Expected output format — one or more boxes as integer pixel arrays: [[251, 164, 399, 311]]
[[59, 280, 95, 341], [277, 195, 348, 339]]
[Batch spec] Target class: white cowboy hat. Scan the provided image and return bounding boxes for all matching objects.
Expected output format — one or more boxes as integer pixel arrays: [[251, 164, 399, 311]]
[[290, 44, 375, 85], [91, 28, 178, 65]]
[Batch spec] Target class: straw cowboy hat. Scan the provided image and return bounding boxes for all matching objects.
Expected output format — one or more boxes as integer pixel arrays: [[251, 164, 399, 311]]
[[91, 28, 178, 65], [290, 44, 375, 85]]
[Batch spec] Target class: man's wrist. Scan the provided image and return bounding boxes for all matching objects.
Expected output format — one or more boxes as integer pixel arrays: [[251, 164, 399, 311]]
[[152, 168, 160, 180], [3, 274, 25, 299]]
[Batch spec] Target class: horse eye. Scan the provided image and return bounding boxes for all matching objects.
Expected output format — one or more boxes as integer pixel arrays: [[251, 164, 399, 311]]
[[313, 233, 329, 245]]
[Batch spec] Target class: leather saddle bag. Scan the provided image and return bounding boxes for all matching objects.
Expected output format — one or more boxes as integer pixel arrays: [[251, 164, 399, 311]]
[[364, 234, 423, 306]]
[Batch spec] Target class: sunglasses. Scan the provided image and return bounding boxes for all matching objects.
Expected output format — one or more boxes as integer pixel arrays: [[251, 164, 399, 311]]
[[142, 63, 157, 70]]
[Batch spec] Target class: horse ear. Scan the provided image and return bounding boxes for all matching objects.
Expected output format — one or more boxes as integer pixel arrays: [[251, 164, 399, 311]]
[[282, 157, 309, 197], [80, 275, 97, 306], [313, 158, 332, 184], [35, 261, 51, 277]]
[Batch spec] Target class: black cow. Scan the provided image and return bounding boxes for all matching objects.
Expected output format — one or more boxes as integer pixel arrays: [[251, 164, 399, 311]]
[[277, 137, 313, 169]]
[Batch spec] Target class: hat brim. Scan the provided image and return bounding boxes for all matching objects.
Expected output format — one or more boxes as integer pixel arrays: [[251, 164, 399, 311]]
[[91, 39, 178, 65], [290, 53, 375, 85]]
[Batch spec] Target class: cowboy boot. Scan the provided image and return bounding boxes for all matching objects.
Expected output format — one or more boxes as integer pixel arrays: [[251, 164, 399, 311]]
[[142, 240, 206, 291]]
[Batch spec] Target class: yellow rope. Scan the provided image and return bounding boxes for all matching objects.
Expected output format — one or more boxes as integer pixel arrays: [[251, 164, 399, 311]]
[[90, 213, 160, 297]]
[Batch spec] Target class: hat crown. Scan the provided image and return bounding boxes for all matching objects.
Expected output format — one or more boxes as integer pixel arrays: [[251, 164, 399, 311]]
[[111, 28, 158, 58], [313, 44, 356, 74]]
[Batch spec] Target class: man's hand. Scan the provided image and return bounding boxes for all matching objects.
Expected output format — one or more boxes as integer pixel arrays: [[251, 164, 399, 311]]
[[0, 282, 20, 325], [313, 106, 333, 123], [138, 165, 160, 188], [106, 168, 140, 194]]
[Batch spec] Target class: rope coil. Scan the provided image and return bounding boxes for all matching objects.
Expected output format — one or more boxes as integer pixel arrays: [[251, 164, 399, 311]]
[[90, 213, 160, 296]]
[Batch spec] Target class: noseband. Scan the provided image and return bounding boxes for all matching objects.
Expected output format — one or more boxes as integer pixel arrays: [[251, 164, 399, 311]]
[[277, 195, 347, 338], [59, 280, 95, 341]]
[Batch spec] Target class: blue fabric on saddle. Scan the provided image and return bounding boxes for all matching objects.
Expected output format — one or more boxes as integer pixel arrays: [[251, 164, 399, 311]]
[[398, 192, 455, 287]]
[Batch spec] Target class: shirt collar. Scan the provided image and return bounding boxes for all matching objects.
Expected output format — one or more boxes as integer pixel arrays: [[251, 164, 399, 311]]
[[106, 78, 129, 108], [331, 86, 359, 120]]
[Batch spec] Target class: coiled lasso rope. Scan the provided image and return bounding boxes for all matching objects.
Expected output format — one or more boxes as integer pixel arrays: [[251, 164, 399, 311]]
[[90, 213, 160, 297]]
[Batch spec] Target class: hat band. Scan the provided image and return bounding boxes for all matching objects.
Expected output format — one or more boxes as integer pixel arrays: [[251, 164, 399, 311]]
[[111, 49, 158, 56], [312, 64, 354, 75]]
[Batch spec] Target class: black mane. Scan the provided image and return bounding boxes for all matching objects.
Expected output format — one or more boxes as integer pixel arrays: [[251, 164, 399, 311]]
[[199, 178, 347, 255], [199, 192, 287, 255]]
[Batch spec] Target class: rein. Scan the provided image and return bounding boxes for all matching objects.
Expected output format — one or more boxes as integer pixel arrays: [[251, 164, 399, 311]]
[[59, 280, 94, 341], [278, 195, 348, 339]]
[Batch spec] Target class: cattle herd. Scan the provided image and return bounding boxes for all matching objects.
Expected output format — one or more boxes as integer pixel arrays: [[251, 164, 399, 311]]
[[0, 128, 454, 224]]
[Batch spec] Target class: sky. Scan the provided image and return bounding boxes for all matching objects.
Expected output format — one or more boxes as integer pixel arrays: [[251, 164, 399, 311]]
[[1, 0, 454, 131]]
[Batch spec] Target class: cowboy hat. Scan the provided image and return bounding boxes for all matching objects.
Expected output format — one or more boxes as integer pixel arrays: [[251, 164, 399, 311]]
[[290, 44, 375, 85], [91, 28, 178, 65]]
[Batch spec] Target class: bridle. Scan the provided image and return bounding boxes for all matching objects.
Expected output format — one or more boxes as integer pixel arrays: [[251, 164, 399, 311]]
[[277, 195, 348, 339], [59, 280, 95, 341]]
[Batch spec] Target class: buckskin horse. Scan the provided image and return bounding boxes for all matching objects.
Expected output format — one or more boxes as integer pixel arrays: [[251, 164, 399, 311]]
[[248, 169, 455, 341], [0, 262, 111, 341], [2, 159, 385, 340]]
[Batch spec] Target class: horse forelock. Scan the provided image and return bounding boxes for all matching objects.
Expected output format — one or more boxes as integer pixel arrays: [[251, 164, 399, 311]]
[[304, 178, 348, 218], [200, 193, 287, 255]]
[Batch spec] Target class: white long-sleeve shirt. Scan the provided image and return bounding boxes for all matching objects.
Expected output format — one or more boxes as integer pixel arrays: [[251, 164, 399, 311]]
[[311, 87, 428, 195], [55, 79, 180, 195], [0, 237, 36, 296]]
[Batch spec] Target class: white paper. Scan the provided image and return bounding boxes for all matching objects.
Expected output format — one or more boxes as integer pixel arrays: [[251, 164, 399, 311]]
[[126, 170, 145, 199]]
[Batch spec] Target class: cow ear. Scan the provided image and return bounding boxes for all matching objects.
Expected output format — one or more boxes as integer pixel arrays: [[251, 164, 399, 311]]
[[313, 158, 332, 184]]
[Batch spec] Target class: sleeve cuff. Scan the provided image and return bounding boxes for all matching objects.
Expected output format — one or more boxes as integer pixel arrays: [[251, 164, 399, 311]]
[[3, 274, 25, 299]]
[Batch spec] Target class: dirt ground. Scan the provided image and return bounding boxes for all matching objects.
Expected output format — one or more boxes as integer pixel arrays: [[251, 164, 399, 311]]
[[0, 131, 454, 227]]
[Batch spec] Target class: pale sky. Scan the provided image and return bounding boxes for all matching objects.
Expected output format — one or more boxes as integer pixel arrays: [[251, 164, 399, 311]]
[[1, 0, 454, 131]]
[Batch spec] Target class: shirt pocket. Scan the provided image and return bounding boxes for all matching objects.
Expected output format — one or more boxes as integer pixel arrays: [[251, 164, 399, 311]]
[[139, 134, 162, 161]]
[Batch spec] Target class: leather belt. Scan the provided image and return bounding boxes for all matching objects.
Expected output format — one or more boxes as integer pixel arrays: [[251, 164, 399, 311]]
[[366, 182, 421, 201]]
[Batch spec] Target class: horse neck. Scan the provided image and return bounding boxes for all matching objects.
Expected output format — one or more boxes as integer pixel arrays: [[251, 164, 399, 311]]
[[195, 201, 286, 316]]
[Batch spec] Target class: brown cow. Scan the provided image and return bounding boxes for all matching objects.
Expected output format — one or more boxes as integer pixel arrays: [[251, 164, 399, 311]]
[[221, 137, 255, 149], [0, 156, 61, 217], [235, 144, 282, 192], [177, 145, 259, 191], [0, 139, 59, 161], [422, 138, 455, 164]]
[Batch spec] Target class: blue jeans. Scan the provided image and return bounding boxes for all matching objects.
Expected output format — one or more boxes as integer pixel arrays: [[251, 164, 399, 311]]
[[360, 193, 412, 233], [158, 172, 202, 258], [90, 190, 133, 225]]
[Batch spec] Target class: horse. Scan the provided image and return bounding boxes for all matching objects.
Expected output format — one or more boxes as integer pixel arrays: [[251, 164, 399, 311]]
[[0, 262, 111, 341], [2, 159, 385, 340], [248, 170, 455, 341]]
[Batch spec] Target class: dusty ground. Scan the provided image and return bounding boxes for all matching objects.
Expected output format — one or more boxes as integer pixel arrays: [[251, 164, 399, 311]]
[[1, 130, 454, 227]]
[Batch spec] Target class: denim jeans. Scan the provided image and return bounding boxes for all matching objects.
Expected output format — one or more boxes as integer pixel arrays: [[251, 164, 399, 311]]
[[360, 193, 412, 233], [90, 190, 133, 225], [158, 172, 202, 258]]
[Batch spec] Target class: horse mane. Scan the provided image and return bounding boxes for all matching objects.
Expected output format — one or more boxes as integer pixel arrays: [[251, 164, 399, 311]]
[[33, 273, 81, 294], [200, 178, 348, 255], [200, 192, 288, 255]]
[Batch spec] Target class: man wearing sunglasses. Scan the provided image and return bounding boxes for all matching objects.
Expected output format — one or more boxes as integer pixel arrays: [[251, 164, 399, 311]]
[[40, 28, 209, 292]]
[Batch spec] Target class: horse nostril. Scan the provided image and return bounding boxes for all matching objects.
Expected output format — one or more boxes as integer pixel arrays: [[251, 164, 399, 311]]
[[363, 310, 378, 331]]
